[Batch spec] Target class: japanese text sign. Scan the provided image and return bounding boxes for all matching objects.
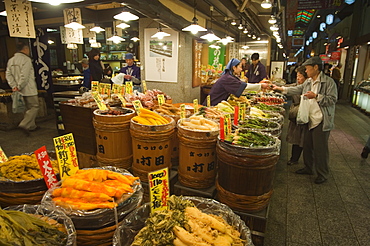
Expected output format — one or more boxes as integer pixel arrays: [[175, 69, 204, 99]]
[[91, 91, 108, 110], [239, 103, 246, 121], [180, 104, 186, 119], [0, 146, 8, 163], [34, 146, 58, 189], [219, 117, 225, 140], [193, 99, 198, 113], [53, 133, 79, 179], [142, 80, 147, 93], [117, 94, 126, 107], [5, 0, 36, 38], [224, 114, 231, 135], [207, 95, 211, 107], [149, 168, 169, 212], [234, 106, 239, 125], [112, 84, 125, 95], [91, 81, 99, 92], [157, 94, 165, 106], [132, 100, 143, 114], [63, 8, 83, 44], [125, 81, 133, 94]]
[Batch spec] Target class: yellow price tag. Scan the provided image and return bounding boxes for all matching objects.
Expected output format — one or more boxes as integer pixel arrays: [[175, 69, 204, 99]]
[[157, 94, 165, 106], [142, 80, 147, 93], [120, 84, 126, 95], [112, 84, 120, 94], [91, 81, 99, 92], [132, 100, 143, 114], [53, 133, 79, 179], [207, 95, 211, 107], [193, 99, 198, 113], [91, 91, 108, 110], [180, 104, 186, 119], [148, 168, 169, 213], [0, 146, 8, 163], [126, 81, 133, 94], [240, 103, 246, 120], [105, 83, 112, 98], [225, 114, 231, 135], [117, 94, 126, 107], [98, 83, 105, 94]]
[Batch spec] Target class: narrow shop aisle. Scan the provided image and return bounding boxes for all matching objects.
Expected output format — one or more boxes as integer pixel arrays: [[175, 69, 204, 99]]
[[264, 100, 370, 246]]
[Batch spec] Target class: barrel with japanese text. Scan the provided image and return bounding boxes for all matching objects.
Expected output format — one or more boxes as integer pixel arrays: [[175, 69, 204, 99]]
[[177, 121, 219, 189], [130, 116, 175, 182], [93, 107, 136, 169], [216, 137, 280, 212]]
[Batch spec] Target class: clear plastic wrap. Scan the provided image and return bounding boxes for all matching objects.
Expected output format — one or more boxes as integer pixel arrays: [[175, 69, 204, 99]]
[[235, 116, 282, 138], [41, 166, 143, 229], [254, 103, 286, 116], [112, 196, 254, 246], [4, 204, 76, 246]]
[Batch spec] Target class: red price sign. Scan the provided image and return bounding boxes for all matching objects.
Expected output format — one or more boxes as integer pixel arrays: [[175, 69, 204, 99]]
[[34, 146, 58, 189]]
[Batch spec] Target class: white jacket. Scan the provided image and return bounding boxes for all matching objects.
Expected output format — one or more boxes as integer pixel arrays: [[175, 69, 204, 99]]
[[6, 52, 37, 96]]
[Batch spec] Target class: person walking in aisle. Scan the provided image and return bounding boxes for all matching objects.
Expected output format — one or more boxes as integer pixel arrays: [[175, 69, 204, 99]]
[[272, 56, 338, 184], [245, 53, 267, 83], [361, 136, 370, 159], [6, 41, 39, 136], [286, 66, 309, 165]]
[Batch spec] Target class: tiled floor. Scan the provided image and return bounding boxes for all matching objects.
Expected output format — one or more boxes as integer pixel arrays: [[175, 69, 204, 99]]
[[0, 101, 369, 245]]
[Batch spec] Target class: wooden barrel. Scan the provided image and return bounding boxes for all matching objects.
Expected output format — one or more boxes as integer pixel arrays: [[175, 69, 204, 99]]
[[93, 108, 136, 169], [216, 138, 280, 212], [130, 116, 175, 182], [177, 122, 219, 189]]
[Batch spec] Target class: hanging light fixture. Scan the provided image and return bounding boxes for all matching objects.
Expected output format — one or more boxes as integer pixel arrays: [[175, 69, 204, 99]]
[[242, 45, 249, 49], [116, 22, 130, 29], [231, 20, 236, 25], [67, 43, 78, 49], [182, 0, 207, 34], [131, 37, 140, 42], [48, 40, 54, 44], [90, 25, 105, 33], [270, 25, 279, 31], [29, 0, 84, 6], [64, 8, 85, 30], [243, 28, 248, 34], [0, 11, 7, 16], [107, 33, 125, 44], [257, 37, 261, 40], [238, 23, 243, 30], [252, 34, 256, 39], [114, 10, 139, 22], [90, 42, 102, 48], [209, 44, 221, 49], [200, 6, 220, 42], [151, 25, 171, 39], [261, 0, 272, 9], [268, 15, 276, 24]]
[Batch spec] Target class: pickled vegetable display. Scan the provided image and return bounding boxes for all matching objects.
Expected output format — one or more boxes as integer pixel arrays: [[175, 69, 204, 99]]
[[226, 130, 275, 147], [238, 118, 279, 129]]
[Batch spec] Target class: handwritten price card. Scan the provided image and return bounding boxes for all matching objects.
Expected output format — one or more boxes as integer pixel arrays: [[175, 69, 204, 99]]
[[207, 95, 211, 107], [193, 99, 198, 113], [53, 133, 79, 179], [180, 104, 186, 119], [157, 94, 165, 106], [132, 100, 143, 114], [34, 146, 58, 189], [91, 91, 108, 110], [91, 81, 99, 92], [149, 168, 169, 212], [125, 81, 133, 94], [0, 146, 8, 163], [142, 80, 147, 93]]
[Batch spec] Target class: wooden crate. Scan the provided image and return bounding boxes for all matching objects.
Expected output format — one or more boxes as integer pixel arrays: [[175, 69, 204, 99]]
[[173, 181, 217, 198], [59, 102, 97, 155], [233, 204, 270, 246], [141, 170, 178, 203]]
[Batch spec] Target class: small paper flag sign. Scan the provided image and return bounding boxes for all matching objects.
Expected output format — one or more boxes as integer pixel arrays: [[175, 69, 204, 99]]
[[180, 104, 186, 119], [142, 80, 147, 93], [149, 168, 170, 213], [34, 146, 58, 189], [112, 84, 121, 94], [125, 81, 133, 94], [91, 91, 108, 110], [207, 95, 211, 107], [91, 81, 99, 92], [157, 94, 165, 106], [53, 133, 79, 180], [240, 103, 246, 120], [225, 114, 232, 135], [193, 99, 198, 113], [117, 94, 126, 107], [234, 106, 239, 125], [132, 100, 143, 114], [0, 146, 8, 163]]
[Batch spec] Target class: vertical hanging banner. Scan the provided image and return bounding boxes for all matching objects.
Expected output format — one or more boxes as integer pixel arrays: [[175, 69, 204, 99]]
[[192, 40, 203, 87], [34, 146, 58, 189], [149, 168, 169, 212], [5, 0, 36, 38], [63, 8, 83, 44], [32, 28, 54, 93], [53, 133, 79, 180]]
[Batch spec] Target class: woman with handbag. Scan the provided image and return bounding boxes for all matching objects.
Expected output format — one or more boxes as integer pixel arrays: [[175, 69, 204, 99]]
[[286, 66, 308, 165]]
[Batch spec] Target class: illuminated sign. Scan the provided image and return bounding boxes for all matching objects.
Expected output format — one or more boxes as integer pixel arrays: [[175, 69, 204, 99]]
[[320, 22, 326, 31], [326, 14, 334, 25]]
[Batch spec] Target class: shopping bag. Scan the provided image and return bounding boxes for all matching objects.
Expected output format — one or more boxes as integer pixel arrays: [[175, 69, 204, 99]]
[[296, 95, 309, 124], [11, 91, 26, 113], [288, 104, 300, 122]]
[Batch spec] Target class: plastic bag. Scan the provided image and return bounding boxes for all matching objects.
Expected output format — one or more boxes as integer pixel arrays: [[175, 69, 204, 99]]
[[288, 104, 299, 122], [11, 91, 25, 113], [296, 95, 309, 124]]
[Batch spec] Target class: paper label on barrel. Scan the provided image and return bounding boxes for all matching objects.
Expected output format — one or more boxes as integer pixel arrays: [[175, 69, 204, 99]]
[[148, 168, 169, 212], [53, 133, 79, 179], [207, 95, 211, 107], [117, 94, 126, 107], [91, 91, 108, 111], [91, 81, 99, 92], [0, 146, 8, 163], [126, 81, 133, 94], [142, 80, 147, 93], [193, 99, 198, 113], [179, 104, 185, 119], [157, 94, 165, 106], [132, 100, 143, 114], [34, 146, 58, 189], [185, 150, 216, 174]]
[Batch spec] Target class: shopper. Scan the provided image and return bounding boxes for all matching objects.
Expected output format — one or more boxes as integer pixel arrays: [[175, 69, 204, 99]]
[[240, 57, 249, 74], [245, 53, 267, 83], [331, 63, 342, 88], [323, 63, 332, 77], [88, 48, 104, 82], [286, 66, 308, 165], [79, 58, 91, 90], [205, 58, 270, 106], [272, 56, 337, 184], [119, 53, 141, 90], [6, 41, 39, 136], [361, 136, 370, 159]]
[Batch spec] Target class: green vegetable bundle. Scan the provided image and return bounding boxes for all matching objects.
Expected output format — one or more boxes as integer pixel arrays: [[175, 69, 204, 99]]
[[0, 208, 67, 246], [232, 131, 274, 147], [239, 118, 278, 129], [255, 103, 280, 111]]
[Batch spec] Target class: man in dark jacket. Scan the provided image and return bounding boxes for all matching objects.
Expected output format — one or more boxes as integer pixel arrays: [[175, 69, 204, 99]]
[[246, 53, 267, 83]]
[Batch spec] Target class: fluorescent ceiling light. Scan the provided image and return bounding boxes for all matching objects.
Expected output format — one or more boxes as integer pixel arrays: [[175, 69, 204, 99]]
[[200, 31, 221, 42], [90, 26, 105, 33], [64, 21, 85, 30], [114, 11, 139, 22], [107, 35, 125, 44], [131, 37, 140, 42], [116, 23, 130, 29], [29, 0, 84, 6], [0, 11, 7, 17], [261, 0, 272, 9]]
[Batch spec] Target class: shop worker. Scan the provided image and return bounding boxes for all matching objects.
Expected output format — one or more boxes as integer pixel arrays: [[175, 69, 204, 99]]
[[79, 58, 91, 90], [88, 48, 104, 82], [272, 56, 337, 184], [204, 58, 270, 106], [112, 53, 141, 91], [246, 53, 267, 83], [6, 41, 39, 136]]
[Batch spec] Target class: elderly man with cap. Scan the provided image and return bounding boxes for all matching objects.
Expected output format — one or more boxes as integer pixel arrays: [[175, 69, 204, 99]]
[[204, 58, 270, 106], [112, 53, 141, 90], [246, 53, 267, 83], [272, 56, 337, 184]]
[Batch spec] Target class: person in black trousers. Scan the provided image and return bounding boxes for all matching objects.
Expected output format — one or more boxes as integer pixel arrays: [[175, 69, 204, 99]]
[[88, 48, 103, 82]]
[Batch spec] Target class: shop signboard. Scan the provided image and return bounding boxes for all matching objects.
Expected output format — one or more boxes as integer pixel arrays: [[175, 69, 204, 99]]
[[82, 23, 96, 39], [4, 0, 36, 38], [298, 0, 345, 10], [209, 45, 225, 69], [63, 8, 83, 44], [292, 38, 304, 47], [192, 40, 202, 88], [331, 51, 341, 60]]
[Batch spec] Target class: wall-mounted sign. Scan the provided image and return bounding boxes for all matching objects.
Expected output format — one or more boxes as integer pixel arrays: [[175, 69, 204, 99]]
[[5, 0, 36, 38]]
